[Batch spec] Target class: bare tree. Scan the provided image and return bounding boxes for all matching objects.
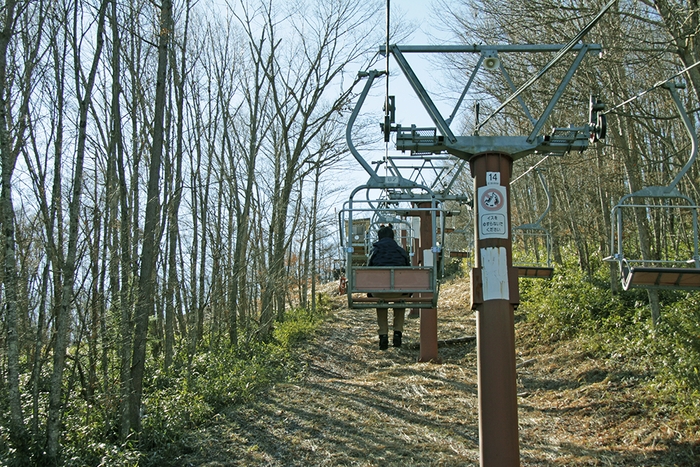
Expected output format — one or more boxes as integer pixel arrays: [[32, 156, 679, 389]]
[[46, 0, 108, 458], [163, 0, 193, 369], [228, 1, 274, 344], [129, 0, 173, 434], [0, 0, 46, 456], [240, 0, 380, 335]]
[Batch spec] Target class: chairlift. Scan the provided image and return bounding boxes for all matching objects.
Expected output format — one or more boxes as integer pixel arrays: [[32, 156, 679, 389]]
[[605, 82, 700, 290], [512, 168, 554, 278], [332, 258, 347, 295], [443, 205, 474, 264], [338, 185, 444, 309]]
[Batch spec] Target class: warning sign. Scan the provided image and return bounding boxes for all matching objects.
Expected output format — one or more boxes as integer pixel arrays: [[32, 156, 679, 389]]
[[478, 185, 507, 239]]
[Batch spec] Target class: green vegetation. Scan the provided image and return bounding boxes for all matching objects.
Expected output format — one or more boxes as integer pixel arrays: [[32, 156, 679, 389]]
[[519, 259, 700, 429], [1, 298, 330, 467], [273, 306, 323, 347]]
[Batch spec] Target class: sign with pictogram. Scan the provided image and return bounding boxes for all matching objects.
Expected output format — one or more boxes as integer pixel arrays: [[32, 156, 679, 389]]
[[478, 184, 507, 239]]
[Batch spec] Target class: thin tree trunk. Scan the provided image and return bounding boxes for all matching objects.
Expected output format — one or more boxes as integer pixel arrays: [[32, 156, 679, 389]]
[[555, 160, 590, 275], [164, 0, 190, 369], [0, 0, 27, 452], [311, 164, 321, 313], [31, 264, 49, 437], [110, 0, 135, 438], [129, 0, 172, 433], [47, 0, 108, 457]]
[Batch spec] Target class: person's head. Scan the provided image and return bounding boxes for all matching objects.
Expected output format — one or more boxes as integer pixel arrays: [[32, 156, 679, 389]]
[[378, 224, 394, 239]]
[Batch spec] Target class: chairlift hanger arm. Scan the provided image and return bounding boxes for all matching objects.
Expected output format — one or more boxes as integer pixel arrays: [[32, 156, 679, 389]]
[[615, 82, 698, 201], [347, 70, 441, 191], [388, 45, 457, 144], [666, 82, 698, 192], [346, 70, 385, 184]]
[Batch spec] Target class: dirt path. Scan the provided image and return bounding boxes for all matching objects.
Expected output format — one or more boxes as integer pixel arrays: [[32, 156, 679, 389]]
[[180, 280, 699, 466]]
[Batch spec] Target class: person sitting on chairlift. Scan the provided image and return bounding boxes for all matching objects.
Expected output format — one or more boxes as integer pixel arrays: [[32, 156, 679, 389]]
[[367, 224, 411, 350]]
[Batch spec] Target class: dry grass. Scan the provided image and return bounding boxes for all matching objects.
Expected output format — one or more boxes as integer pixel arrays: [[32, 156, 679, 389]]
[[178, 277, 699, 466]]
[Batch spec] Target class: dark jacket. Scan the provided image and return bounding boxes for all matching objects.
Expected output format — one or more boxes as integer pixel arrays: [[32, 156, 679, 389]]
[[368, 237, 410, 267]]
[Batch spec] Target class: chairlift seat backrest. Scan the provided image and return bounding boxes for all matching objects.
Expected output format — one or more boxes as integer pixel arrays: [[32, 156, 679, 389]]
[[349, 266, 437, 309], [517, 266, 554, 279], [622, 265, 700, 290]]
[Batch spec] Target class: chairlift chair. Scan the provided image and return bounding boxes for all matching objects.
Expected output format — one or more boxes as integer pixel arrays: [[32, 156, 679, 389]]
[[444, 208, 474, 265], [512, 168, 554, 278], [338, 185, 444, 309], [605, 82, 700, 290]]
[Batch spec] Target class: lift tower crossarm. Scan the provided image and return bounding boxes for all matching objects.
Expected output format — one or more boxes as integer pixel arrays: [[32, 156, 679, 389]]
[[526, 45, 591, 143], [381, 44, 602, 54], [382, 43, 603, 161], [380, 44, 603, 146]]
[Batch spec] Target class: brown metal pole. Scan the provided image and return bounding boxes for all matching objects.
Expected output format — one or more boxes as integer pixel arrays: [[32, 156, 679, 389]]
[[470, 152, 520, 466], [408, 227, 420, 319], [417, 202, 440, 363]]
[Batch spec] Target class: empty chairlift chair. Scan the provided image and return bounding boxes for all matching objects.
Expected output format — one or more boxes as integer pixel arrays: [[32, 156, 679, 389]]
[[605, 82, 700, 290], [512, 168, 554, 279]]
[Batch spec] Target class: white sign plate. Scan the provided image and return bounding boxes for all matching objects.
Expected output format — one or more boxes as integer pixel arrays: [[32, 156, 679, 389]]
[[481, 247, 509, 300], [478, 185, 508, 239]]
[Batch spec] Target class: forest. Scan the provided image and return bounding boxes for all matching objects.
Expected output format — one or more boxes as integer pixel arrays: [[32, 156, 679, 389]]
[[1, 0, 699, 465]]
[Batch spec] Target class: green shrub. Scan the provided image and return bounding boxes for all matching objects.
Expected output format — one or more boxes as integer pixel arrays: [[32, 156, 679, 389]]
[[655, 294, 700, 391], [185, 341, 295, 411], [273, 307, 320, 347], [61, 397, 141, 467], [139, 387, 212, 451], [54, 335, 303, 465], [315, 292, 332, 313], [519, 266, 630, 341]]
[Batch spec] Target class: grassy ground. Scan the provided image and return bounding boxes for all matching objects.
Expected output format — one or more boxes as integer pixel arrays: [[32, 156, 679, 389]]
[[176, 278, 699, 466]]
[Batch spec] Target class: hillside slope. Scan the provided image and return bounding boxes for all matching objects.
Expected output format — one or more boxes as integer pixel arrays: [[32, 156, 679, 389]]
[[179, 279, 699, 466]]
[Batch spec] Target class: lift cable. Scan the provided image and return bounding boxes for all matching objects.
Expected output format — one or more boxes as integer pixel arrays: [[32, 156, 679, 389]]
[[510, 155, 550, 185], [603, 59, 700, 115], [384, 0, 391, 173]]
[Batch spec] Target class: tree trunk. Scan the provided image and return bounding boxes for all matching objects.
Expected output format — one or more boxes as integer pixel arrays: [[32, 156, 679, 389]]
[[47, 0, 108, 457], [164, 0, 190, 368], [0, 0, 27, 453], [129, 0, 172, 433], [311, 164, 321, 313]]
